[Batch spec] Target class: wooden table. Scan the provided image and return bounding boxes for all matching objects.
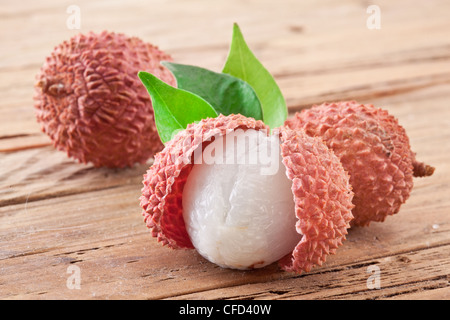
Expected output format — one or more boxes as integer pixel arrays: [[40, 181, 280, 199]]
[[1, 0, 449, 300]]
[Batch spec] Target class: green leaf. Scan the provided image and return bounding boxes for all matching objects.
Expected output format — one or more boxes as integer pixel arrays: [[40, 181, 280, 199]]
[[138, 71, 218, 144], [222, 23, 287, 128], [161, 62, 263, 121]]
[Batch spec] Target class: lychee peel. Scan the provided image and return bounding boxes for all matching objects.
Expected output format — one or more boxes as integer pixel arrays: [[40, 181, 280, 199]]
[[34, 31, 175, 168], [284, 101, 434, 226], [140, 114, 354, 273], [276, 127, 354, 272]]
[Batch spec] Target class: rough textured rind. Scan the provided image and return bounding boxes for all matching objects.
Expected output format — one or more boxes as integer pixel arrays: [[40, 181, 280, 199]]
[[277, 127, 354, 273], [140, 114, 354, 274], [140, 114, 269, 249], [284, 101, 434, 226], [34, 31, 175, 168]]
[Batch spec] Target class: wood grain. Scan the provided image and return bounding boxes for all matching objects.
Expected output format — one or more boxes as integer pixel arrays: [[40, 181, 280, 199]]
[[0, 0, 449, 300]]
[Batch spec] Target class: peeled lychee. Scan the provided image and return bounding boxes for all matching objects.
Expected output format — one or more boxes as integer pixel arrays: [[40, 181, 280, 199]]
[[34, 31, 175, 168], [183, 129, 300, 269], [284, 101, 435, 226], [140, 114, 354, 273]]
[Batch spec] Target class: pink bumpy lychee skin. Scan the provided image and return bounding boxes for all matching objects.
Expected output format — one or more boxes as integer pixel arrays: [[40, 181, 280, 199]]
[[284, 101, 435, 227], [34, 31, 175, 168], [139, 114, 354, 274]]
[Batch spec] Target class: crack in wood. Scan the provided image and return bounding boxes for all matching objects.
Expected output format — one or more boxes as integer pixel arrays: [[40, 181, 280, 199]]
[[322, 275, 450, 300], [288, 73, 450, 111], [274, 48, 450, 79], [0, 184, 127, 209], [0, 133, 35, 140]]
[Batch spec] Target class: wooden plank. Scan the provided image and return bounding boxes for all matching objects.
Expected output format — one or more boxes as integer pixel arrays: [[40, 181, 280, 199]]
[[170, 246, 450, 300], [0, 133, 51, 153], [1, 0, 449, 300], [0, 146, 151, 207], [0, 177, 448, 299], [1, 0, 450, 136]]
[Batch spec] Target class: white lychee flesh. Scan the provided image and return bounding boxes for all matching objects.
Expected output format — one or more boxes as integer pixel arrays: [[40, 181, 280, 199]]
[[182, 129, 301, 270]]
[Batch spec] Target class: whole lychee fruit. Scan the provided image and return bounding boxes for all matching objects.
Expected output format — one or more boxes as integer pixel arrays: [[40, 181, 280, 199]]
[[34, 31, 175, 168], [140, 114, 354, 273], [284, 101, 435, 226]]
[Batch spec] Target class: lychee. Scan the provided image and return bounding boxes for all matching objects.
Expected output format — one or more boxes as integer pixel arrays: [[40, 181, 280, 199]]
[[34, 31, 175, 168], [284, 101, 435, 226], [182, 129, 300, 270], [140, 114, 354, 273]]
